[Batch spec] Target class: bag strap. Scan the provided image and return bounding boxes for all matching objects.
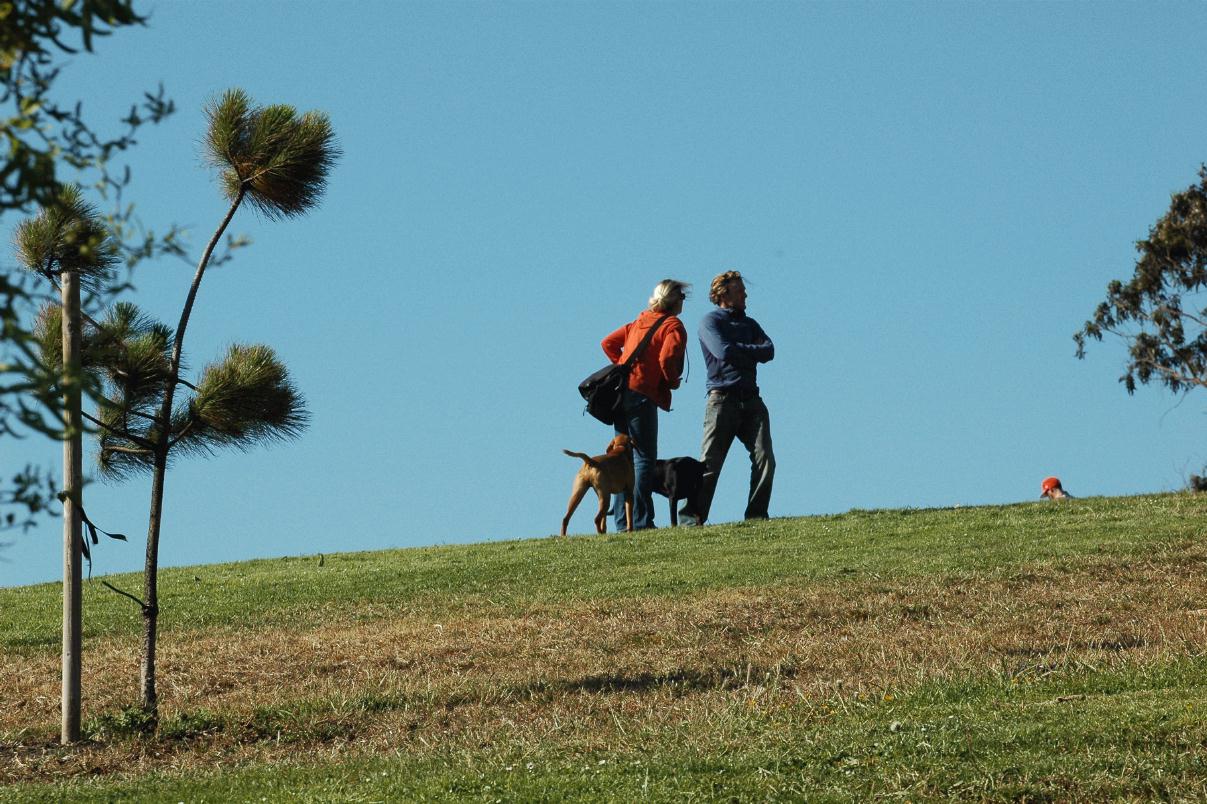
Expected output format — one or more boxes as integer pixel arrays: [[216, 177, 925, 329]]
[[621, 314, 671, 369]]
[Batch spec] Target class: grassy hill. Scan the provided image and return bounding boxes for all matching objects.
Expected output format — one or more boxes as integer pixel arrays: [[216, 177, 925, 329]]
[[2, 494, 1206, 802]]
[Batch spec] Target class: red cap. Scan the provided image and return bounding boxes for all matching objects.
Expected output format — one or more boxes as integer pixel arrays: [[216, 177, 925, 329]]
[[1040, 476, 1062, 497]]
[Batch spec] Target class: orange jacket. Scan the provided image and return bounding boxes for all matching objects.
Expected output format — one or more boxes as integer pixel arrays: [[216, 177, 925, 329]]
[[601, 309, 687, 411]]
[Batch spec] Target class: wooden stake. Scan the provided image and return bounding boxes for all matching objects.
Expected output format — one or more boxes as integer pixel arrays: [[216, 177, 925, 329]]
[[61, 269, 82, 744]]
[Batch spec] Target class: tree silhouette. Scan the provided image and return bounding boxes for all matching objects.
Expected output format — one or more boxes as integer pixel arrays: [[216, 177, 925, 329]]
[[1076, 165, 1207, 395]]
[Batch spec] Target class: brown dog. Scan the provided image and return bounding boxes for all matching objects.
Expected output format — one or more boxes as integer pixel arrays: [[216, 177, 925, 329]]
[[560, 434, 634, 536]]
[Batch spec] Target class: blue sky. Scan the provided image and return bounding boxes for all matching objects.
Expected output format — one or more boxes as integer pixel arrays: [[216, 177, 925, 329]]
[[3, 0, 1205, 588]]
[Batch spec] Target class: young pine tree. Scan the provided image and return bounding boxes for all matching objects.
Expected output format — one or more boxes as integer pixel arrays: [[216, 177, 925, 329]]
[[98, 89, 337, 718]]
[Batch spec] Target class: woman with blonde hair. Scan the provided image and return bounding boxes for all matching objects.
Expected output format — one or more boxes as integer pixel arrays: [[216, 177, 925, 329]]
[[599, 279, 690, 530]]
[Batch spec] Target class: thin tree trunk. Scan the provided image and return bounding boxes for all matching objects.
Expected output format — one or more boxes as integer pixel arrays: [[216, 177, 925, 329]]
[[60, 269, 82, 744], [139, 188, 245, 717], [139, 451, 165, 713]]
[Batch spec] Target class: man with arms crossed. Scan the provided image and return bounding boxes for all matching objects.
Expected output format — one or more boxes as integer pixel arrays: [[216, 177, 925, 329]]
[[681, 270, 776, 525]]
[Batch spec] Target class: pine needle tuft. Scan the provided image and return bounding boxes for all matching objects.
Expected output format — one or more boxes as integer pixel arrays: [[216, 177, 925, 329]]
[[204, 89, 340, 219], [187, 344, 309, 451], [14, 185, 118, 290]]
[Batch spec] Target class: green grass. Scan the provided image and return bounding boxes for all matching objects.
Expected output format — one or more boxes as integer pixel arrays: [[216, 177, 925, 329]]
[[2, 494, 1200, 648], [3, 493, 1206, 801], [9, 661, 1207, 802]]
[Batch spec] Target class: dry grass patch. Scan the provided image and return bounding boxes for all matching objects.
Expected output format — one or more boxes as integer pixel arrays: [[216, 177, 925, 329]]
[[4, 546, 1206, 784]]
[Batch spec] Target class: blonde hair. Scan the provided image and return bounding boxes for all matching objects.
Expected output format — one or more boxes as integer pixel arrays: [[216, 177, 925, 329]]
[[649, 279, 691, 312], [709, 270, 744, 306]]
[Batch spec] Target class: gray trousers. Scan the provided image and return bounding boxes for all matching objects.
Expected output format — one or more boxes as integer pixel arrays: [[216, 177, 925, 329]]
[[692, 391, 775, 522]]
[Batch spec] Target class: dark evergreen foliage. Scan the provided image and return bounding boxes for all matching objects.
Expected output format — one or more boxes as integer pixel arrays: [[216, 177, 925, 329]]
[[1076, 166, 1207, 394]]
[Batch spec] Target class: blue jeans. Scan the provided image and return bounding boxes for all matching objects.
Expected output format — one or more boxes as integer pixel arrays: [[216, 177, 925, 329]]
[[612, 389, 658, 531], [682, 390, 775, 524]]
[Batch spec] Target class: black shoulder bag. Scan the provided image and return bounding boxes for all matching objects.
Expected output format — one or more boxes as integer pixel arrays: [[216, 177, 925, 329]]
[[578, 315, 670, 426]]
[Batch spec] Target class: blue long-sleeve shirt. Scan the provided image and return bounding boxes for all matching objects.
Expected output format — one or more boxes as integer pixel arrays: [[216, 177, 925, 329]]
[[698, 306, 774, 392]]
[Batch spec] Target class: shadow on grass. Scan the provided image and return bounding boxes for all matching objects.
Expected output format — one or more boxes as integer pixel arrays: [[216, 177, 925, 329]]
[[508, 660, 800, 699], [1002, 634, 1148, 658], [30, 659, 801, 754]]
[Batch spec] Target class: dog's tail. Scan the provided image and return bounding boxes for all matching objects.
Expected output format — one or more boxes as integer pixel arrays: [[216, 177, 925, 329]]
[[563, 449, 600, 467]]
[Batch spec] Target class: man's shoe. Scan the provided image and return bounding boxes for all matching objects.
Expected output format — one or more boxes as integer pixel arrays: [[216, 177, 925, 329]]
[[677, 507, 702, 527]]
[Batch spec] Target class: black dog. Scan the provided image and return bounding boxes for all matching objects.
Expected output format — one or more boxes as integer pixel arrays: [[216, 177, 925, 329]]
[[652, 457, 708, 526]]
